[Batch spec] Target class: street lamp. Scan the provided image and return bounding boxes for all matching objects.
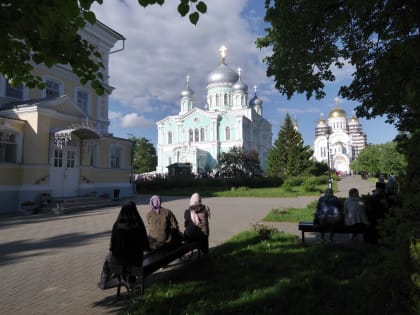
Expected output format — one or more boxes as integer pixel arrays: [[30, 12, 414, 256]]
[[326, 127, 332, 190]]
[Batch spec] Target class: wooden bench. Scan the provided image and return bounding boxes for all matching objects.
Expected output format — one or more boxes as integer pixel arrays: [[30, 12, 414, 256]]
[[115, 240, 202, 296], [298, 221, 367, 244]]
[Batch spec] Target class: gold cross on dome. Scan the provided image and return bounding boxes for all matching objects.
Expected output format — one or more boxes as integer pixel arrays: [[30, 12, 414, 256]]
[[219, 45, 227, 64]]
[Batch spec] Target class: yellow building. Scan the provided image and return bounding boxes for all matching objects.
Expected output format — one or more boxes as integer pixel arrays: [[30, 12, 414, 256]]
[[0, 21, 134, 214]]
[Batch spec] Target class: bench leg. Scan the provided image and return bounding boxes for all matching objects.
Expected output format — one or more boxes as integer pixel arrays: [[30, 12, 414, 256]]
[[301, 231, 305, 244]]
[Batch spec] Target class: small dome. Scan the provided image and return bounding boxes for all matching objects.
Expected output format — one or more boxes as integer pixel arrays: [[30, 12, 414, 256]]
[[348, 116, 359, 124], [207, 63, 239, 85], [180, 75, 194, 98], [233, 77, 248, 91], [181, 86, 194, 98], [317, 118, 327, 126], [328, 107, 346, 118], [249, 94, 263, 107]]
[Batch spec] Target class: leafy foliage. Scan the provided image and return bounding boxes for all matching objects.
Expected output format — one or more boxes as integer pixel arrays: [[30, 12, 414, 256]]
[[217, 146, 263, 177], [350, 141, 407, 176], [130, 136, 157, 173], [0, 0, 207, 95], [266, 113, 313, 177], [257, 0, 419, 133]]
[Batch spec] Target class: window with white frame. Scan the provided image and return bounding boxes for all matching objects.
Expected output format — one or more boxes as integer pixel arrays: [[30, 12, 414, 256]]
[[225, 127, 230, 141], [5, 81, 23, 100], [76, 89, 90, 114], [88, 142, 98, 167], [0, 130, 17, 163], [194, 128, 199, 142], [45, 79, 61, 98], [189, 129, 193, 142], [110, 145, 122, 169], [168, 131, 172, 144], [200, 128, 205, 142]]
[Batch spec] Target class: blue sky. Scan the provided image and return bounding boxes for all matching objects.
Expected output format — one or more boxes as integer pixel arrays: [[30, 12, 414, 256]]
[[92, 0, 398, 147]]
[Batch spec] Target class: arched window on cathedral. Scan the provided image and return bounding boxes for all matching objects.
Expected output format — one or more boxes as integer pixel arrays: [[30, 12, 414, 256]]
[[226, 127, 230, 141], [194, 128, 199, 142], [224, 93, 228, 105], [200, 128, 205, 142], [189, 129, 193, 142], [236, 95, 240, 105], [168, 131, 172, 144], [216, 94, 220, 106]]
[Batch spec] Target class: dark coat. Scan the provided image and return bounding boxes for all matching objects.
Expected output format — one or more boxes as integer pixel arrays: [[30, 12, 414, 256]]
[[110, 221, 149, 266]]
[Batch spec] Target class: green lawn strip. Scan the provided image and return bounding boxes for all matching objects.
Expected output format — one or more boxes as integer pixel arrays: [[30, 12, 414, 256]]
[[125, 228, 380, 315], [146, 185, 326, 198], [262, 200, 318, 223]]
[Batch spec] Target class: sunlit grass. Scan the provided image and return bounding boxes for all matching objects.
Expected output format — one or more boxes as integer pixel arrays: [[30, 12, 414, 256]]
[[153, 185, 326, 198], [262, 200, 318, 222], [125, 228, 378, 315]]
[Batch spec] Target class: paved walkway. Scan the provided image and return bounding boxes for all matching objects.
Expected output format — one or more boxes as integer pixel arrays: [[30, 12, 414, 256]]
[[0, 176, 374, 314]]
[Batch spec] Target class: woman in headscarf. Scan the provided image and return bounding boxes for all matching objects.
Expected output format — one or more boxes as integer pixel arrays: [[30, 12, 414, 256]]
[[146, 195, 182, 250], [98, 200, 149, 290], [184, 192, 210, 254]]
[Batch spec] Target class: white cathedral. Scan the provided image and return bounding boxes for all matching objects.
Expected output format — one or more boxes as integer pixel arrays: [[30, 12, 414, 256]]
[[156, 46, 272, 175], [313, 98, 367, 174]]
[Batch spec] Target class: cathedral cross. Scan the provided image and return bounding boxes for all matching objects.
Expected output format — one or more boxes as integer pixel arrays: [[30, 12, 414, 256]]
[[219, 45, 227, 64]]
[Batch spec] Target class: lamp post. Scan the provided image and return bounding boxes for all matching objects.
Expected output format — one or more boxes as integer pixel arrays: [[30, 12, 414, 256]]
[[326, 127, 332, 190]]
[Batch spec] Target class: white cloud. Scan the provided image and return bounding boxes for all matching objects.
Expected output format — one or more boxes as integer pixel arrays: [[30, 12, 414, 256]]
[[92, 0, 271, 117], [120, 113, 155, 128]]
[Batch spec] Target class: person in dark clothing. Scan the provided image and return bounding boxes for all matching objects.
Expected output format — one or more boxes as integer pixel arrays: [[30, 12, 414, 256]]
[[364, 181, 389, 243], [184, 192, 210, 254], [313, 188, 343, 241], [98, 200, 149, 290]]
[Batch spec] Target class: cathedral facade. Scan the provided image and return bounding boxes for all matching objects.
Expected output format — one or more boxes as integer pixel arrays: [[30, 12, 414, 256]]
[[156, 47, 272, 175], [313, 99, 367, 174]]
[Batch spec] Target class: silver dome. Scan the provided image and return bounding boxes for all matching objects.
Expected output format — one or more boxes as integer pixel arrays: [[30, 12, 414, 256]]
[[233, 77, 248, 91], [180, 86, 194, 98], [207, 63, 239, 85], [249, 94, 263, 107]]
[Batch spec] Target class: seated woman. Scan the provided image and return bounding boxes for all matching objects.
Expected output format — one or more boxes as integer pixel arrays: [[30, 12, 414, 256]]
[[184, 192, 210, 254], [146, 195, 183, 251], [98, 200, 149, 290], [344, 188, 370, 240]]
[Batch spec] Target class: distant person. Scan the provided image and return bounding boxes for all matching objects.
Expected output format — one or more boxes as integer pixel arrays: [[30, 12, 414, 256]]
[[184, 192, 211, 254], [313, 188, 343, 241], [98, 200, 149, 290], [365, 181, 389, 243], [146, 195, 183, 251], [343, 188, 370, 240]]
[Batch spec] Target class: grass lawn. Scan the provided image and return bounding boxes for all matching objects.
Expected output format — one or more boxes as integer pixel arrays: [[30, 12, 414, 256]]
[[125, 227, 389, 315], [262, 200, 318, 222], [147, 185, 327, 198]]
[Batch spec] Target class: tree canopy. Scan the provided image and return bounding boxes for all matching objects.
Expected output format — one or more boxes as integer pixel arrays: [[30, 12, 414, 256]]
[[266, 113, 313, 177], [0, 0, 207, 95], [217, 147, 262, 178], [350, 142, 406, 177], [257, 0, 419, 132], [130, 136, 157, 174]]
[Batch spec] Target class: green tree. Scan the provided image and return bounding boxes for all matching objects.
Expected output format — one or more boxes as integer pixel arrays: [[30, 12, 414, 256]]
[[266, 113, 313, 177], [351, 142, 406, 177], [130, 136, 157, 174], [217, 147, 262, 178], [0, 0, 207, 95], [257, 0, 419, 133], [256, 3, 419, 312]]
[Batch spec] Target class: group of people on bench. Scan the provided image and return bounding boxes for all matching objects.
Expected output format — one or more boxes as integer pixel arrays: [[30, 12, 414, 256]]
[[98, 193, 210, 291], [314, 179, 396, 243]]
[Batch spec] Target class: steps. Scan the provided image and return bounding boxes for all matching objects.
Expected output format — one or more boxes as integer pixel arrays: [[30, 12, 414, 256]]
[[39, 196, 121, 214]]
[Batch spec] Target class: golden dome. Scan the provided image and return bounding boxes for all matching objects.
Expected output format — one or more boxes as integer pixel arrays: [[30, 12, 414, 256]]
[[348, 116, 359, 124], [328, 107, 346, 118]]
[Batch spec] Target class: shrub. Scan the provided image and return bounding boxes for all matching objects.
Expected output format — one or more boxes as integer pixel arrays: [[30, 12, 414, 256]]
[[302, 177, 318, 192]]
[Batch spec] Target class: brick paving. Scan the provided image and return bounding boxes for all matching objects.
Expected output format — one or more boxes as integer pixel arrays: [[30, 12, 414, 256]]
[[0, 176, 374, 314]]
